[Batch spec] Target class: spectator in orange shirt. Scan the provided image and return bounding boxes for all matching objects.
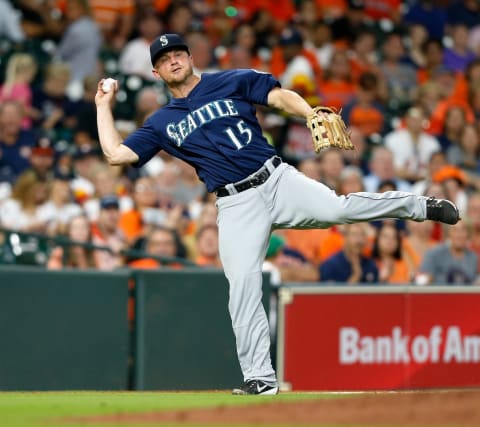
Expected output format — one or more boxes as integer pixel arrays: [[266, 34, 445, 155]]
[[195, 224, 221, 267], [319, 49, 356, 111], [119, 176, 160, 244], [341, 71, 386, 139], [128, 225, 182, 269], [372, 222, 413, 284]]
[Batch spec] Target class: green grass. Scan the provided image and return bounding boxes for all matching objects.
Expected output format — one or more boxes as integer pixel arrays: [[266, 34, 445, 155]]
[[0, 391, 334, 427]]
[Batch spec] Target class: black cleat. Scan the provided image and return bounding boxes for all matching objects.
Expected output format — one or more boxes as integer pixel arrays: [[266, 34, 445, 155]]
[[232, 380, 279, 395], [426, 197, 460, 225]]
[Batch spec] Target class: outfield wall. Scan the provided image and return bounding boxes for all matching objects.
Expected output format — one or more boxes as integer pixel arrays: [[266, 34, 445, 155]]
[[1, 267, 479, 391], [0, 267, 269, 391]]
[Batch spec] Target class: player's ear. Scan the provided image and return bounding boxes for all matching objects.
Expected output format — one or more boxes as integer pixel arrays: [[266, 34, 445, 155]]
[[152, 68, 161, 80]]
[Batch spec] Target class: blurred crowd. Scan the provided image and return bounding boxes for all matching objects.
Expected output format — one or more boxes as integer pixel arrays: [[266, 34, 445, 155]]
[[1, 0, 480, 285]]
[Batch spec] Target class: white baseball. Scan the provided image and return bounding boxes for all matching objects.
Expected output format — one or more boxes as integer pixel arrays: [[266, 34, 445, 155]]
[[102, 78, 116, 93]]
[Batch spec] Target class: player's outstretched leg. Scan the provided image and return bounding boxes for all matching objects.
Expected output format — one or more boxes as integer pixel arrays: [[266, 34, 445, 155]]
[[425, 196, 460, 224]]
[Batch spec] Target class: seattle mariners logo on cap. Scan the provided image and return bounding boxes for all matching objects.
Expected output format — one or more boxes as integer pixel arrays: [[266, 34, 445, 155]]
[[150, 33, 190, 65]]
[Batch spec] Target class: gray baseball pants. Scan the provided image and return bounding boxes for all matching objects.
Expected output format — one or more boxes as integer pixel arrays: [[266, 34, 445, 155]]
[[216, 160, 427, 386]]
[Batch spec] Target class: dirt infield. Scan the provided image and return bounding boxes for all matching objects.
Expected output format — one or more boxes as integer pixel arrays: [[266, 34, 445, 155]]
[[79, 389, 480, 426]]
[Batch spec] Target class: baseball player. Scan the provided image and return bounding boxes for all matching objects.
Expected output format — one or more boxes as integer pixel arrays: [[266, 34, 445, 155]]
[[95, 33, 460, 395]]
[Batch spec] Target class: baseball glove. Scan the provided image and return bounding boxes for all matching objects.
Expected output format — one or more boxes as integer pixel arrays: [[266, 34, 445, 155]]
[[306, 107, 354, 153]]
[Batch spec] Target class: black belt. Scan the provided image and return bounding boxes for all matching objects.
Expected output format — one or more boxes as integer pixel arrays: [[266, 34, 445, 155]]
[[215, 156, 282, 197]]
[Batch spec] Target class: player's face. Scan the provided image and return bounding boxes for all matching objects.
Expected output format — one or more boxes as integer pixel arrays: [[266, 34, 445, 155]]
[[152, 50, 193, 85]]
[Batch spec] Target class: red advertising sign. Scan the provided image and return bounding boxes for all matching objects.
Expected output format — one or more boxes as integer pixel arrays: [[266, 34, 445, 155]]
[[277, 287, 480, 391]]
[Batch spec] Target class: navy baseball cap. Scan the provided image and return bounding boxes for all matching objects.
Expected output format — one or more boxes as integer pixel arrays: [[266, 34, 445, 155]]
[[100, 194, 120, 210], [150, 33, 190, 66]]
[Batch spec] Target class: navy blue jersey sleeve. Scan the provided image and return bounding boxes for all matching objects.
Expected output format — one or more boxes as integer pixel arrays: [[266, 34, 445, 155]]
[[122, 121, 164, 167], [235, 69, 280, 106]]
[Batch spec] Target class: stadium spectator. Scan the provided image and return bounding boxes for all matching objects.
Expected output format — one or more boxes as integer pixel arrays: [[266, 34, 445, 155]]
[[264, 231, 319, 282], [39, 169, 82, 235], [320, 222, 379, 284], [0, 0, 25, 42], [304, 19, 334, 70], [28, 136, 56, 181], [371, 222, 413, 284], [363, 146, 411, 193], [319, 148, 345, 192], [411, 151, 448, 196], [437, 105, 468, 152], [70, 145, 102, 205], [384, 106, 441, 182], [128, 225, 180, 269], [0, 170, 52, 233], [55, 0, 103, 92], [446, 0, 480, 28], [195, 224, 221, 267], [83, 163, 131, 222], [416, 219, 478, 285], [341, 71, 386, 138], [31, 62, 77, 138], [466, 191, 480, 272], [89, 0, 135, 52], [403, 0, 447, 41], [0, 53, 39, 129], [91, 194, 126, 270], [347, 28, 380, 83], [403, 23, 429, 69], [318, 49, 356, 111], [0, 100, 38, 185], [16, 0, 64, 40], [329, 0, 372, 46], [119, 12, 164, 81], [338, 165, 365, 195], [432, 165, 469, 215], [442, 23, 476, 73], [218, 23, 266, 72], [378, 32, 418, 112], [119, 176, 160, 245], [402, 219, 436, 276], [47, 213, 96, 269], [446, 123, 480, 175]]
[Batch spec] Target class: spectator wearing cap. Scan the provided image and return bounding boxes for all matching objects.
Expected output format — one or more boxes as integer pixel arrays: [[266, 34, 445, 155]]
[[28, 136, 56, 181], [432, 165, 468, 215], [84, 163, 132, 222], [276, 26, 322, 98], [0, 100, 38, 185], [70, 144, 103, 205], [91, 194, 126, 270]]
